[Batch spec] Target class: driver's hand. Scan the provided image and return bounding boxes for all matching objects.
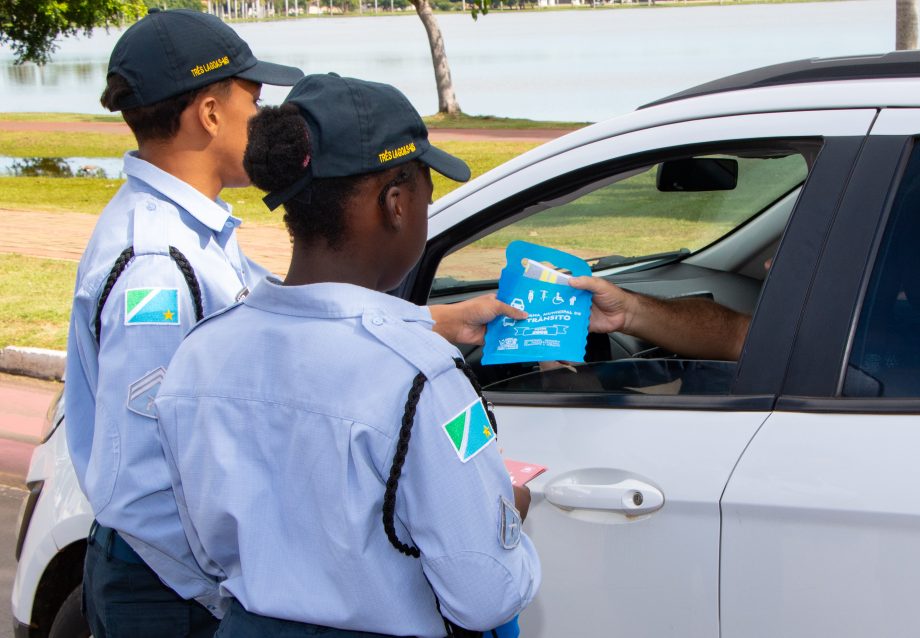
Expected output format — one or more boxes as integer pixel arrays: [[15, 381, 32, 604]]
[[569, 276, 634, 334], [429, 294, 528, 345]]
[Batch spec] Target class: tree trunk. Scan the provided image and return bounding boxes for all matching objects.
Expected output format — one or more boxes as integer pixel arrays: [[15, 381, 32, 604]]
[[898, 0, 918, 50], [411, 0, 461, 115]]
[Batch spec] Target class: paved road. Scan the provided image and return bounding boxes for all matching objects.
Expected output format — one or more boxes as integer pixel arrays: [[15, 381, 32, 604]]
[[1, 484, 26, 638]]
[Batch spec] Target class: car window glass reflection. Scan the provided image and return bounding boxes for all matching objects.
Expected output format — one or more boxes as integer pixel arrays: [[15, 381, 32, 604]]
[[844, 144, 920, 398]]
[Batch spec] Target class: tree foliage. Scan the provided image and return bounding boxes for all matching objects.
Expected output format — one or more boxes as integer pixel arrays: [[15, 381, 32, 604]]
[[1, 0, 145, 64]]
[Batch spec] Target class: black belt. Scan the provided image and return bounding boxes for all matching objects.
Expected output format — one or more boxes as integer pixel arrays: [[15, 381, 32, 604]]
[[88, 521, 145, 565]]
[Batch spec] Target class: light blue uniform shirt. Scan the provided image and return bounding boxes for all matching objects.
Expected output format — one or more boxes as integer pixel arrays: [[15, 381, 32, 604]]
[[155, 279, 541, 637], [64, 152, 269, 611]]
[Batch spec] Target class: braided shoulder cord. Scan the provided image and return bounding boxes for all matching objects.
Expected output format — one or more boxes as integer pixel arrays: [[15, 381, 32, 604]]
[[383, 365, 488, 638], [94, 246, 205, 347], [94, 247, 135, 346], [168, 247, 204, 323], [382, 371, 427, 558], [454, 358, 498, 435]]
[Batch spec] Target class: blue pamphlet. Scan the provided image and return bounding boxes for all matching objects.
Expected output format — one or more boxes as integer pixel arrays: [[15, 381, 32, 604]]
[[483, 241, 592, 365]]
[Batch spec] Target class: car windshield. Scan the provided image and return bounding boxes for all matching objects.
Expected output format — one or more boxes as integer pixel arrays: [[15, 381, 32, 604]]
[[432, 152, 808, 293]]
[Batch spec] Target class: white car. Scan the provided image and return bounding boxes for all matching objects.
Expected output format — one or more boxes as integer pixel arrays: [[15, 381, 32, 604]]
[[14, 51, 920, 637]]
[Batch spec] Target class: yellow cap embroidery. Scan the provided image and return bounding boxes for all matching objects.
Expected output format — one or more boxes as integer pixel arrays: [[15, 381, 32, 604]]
[[191, 56, 230, 78], [378, 142, 416, 164]]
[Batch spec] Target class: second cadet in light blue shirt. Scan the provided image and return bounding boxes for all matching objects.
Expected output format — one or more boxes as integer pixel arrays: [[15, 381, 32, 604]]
[[66, 151, 269, 609], [155, 73, 540, 637]]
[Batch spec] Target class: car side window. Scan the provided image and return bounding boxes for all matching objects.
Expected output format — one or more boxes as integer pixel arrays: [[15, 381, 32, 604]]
[[434, 152, 807, 291], [843, 145, 920, 398], [431, 143, 814, 397]]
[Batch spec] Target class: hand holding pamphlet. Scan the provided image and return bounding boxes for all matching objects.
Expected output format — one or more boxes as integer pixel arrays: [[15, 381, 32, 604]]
[[483, 240, 592, 365]]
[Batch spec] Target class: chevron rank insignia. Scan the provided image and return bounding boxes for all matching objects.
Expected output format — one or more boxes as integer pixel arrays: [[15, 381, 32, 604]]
[[442, 398, 495, 463], [125, 288, 180, 325], [127, 367, 167, 419]]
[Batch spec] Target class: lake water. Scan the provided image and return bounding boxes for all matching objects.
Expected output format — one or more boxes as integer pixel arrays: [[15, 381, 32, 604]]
[[0, 0, 894, 122]]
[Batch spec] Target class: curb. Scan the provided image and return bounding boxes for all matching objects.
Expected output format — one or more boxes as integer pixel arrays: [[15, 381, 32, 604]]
[[0, 346, 65, 381]]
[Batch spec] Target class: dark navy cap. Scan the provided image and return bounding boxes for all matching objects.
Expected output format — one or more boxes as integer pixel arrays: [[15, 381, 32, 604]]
[[107, 9, 303, 111], [263, 73, 471, 211]]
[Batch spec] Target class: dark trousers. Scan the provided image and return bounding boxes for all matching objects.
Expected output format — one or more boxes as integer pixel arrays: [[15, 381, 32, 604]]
[[216, 598, 405, 638], [83, 523, 219, 638]]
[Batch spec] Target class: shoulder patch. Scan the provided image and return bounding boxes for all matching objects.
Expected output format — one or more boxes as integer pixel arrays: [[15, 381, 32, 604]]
[[127, 367, 167, 419], [125, 288, 180, 325], [442, 398, 495, 463]]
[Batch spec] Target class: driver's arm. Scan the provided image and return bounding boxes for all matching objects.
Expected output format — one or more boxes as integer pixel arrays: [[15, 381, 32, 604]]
[[570, 276, 750, 361]]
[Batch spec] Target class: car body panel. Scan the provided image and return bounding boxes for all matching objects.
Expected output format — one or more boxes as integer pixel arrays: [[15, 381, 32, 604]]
[[721, 412, 920, 638], [493, 405, 768, 637], [11, 421, 92, 628]]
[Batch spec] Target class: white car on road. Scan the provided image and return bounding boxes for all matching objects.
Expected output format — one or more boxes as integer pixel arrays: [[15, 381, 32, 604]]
[[14, 51, 920, 637]]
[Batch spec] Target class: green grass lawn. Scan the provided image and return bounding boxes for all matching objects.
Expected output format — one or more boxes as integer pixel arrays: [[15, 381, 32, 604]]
[[0, 112, 124, 123], [0, 255, 75, 350], [0, 140, 539, 219], [0, 130, 135, 158]]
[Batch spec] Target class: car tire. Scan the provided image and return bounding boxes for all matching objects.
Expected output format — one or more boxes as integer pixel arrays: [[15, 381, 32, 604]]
[[48, 584, 91, 638]]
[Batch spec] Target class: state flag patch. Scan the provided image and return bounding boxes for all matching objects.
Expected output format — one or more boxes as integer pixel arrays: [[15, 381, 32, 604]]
[[442, 398, 495, 463], [125, 288, 180, 325]]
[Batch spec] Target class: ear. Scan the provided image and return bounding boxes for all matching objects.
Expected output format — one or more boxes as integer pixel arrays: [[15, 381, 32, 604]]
[[194, 93, 221, 139], [379, 182, 406, 232]]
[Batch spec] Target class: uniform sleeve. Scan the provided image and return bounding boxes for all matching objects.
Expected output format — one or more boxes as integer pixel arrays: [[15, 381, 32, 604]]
[[392, 368, 541, 631], [83, 252, 221, 610]]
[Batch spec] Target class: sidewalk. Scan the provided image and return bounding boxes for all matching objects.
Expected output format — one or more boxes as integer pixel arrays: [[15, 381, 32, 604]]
[[0, 118, 571, 144]]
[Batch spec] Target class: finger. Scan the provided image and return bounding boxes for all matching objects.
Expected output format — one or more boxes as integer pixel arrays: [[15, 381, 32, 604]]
[[492, 299, 527, 320], [569, 275, 605, 293]]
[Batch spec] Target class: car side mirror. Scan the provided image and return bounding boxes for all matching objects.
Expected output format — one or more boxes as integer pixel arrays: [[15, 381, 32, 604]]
[[657, 158, 738, 192]]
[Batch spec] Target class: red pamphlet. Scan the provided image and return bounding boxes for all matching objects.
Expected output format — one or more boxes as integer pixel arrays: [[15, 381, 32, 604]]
[[503, 458, 548, 487]]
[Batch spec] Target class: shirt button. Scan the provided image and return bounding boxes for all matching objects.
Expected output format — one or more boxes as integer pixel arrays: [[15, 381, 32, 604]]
[[146, 201, 156, 211], [224, 221, 233, 229], [372, 316, 385, 326]]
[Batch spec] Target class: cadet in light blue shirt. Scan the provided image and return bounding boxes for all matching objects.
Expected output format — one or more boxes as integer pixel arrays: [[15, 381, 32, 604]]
[[64, 9, 303, 635], [155, 74, 540, 637]]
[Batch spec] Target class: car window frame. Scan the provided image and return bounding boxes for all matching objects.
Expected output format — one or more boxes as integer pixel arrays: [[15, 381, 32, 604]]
[[777, 131, 920, 412], [402, 111, 875, 410]]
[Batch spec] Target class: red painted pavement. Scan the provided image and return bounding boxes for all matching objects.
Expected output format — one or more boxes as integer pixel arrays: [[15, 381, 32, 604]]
[[0, 374, 59, 486]]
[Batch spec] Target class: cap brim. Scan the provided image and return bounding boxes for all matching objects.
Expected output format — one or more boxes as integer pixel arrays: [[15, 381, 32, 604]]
[[419, 145, 471, 183], [236, 60, 304, 87]]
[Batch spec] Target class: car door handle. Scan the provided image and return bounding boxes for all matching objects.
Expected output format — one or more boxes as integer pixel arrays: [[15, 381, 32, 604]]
[[544, 475, 665, 515]]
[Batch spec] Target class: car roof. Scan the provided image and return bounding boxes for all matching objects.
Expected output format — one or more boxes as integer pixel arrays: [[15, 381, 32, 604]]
[[642, 51, 920, 109], [431, 51, 920, 218]]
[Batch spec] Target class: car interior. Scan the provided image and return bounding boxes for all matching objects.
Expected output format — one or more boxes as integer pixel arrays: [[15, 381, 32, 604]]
[[424, 141, 821, 395]]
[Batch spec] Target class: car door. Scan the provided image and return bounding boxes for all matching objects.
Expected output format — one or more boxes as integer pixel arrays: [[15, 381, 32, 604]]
[[411, 108, 876, 637], [721, 111, 920, 637]]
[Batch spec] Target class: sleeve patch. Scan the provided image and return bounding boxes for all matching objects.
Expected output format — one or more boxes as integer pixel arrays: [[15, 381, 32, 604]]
[[499, 496, 522, 550], [125, 288, 180, 325], [127, 367, 167, 419], [442, 398, 495, 463]]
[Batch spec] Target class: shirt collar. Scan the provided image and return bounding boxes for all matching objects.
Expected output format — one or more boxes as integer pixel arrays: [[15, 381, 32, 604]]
[[244, 277, 434, 325], [123, 151, 234, 232]]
